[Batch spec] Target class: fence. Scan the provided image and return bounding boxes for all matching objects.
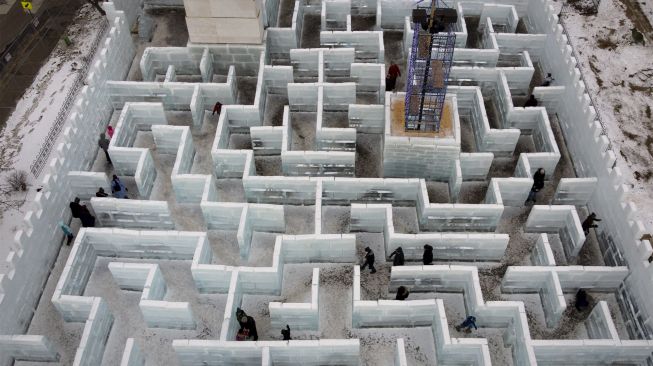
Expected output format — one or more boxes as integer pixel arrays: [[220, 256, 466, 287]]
[[557, 8, 610, 153], [29, 18, 109, 177]]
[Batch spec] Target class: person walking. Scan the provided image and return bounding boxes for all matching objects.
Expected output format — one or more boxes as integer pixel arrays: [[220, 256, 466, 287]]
[[386, 61, 401, 92], [235, 308, 258, 341], [213, 101, 223, 116], [111, 175, 128, 199], [525, 168, 545, 204], [59, 221, 75, 245], [541, 73, 554, 86], [98, 133, 112, 164], [96, 187, 109, 197], [281, 325, 291, 340], [361, 247, 376, 274], [423, 244, 433, 265], [523, 95, 538, 107], [106, 125, 114, 139], [389, 247, 405, 266], [395, 286, 410, 300], [582, 212, 601, 235], [455, 316, 477, 333]]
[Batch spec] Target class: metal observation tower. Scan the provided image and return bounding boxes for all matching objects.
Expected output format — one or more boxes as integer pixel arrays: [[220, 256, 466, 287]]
[[404, 0, 458, 132]]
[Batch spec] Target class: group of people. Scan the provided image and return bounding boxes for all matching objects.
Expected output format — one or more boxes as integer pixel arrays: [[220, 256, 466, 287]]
[[235, 307, 291, 342], [525, 167, 602, 235], [94, 175, 128, 199], [361, 245, 435, 301], [361, 244, 434, 275], [69, 197, 96, 228]]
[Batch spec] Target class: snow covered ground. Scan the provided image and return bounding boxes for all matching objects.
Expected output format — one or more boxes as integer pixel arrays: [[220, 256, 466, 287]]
[[560, 0, 653, 227], [0, 4, 106, 262]]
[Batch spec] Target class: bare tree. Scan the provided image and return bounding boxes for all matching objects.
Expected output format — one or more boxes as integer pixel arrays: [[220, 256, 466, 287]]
[[0, 185, 26, 215]]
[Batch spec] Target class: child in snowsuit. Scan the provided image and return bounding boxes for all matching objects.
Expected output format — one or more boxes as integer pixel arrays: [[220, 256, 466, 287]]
[[59, 221, 74, 245]]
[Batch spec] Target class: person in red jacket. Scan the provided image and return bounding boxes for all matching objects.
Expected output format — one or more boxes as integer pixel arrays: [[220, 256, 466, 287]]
[[386, 61, 401, 92]]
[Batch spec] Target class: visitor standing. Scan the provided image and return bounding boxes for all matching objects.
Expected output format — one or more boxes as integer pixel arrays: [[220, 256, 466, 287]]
[[361, 247, 377, 274], [213, 101, 223, 116], [69, 197, 83, 219], [386, 61, 401, 92], [524, 95, 538, 107], [395, 286, 410, 300], [70, 197, 95, 227], [423, 244, 433, 265], [525, 168, 545, 204], [389, 247, 405, 266], [235, 308, 258, 341], [281, 325, 291, 340]]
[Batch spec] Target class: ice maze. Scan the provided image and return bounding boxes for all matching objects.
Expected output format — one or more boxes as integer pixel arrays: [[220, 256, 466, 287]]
[[3, 0, 653, 365]]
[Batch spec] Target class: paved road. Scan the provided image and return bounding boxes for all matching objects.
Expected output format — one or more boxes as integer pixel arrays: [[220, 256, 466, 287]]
[[0, 0, 84, 127]]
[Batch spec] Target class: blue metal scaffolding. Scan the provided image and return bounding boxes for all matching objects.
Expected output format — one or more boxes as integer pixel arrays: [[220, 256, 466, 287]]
[[404, 1, 456, 132]]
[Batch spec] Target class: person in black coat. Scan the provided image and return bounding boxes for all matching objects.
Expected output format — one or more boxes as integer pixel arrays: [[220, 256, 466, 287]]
[[524, 95, 538, 107], [361, 247, 376, 273], [423, 244, 433, 265], [395, 286, 410, 300], [582, 213, 601, 235], [389, 247, 405, 266], [575, 289, 590, 311], [69, 197, 96, 227], [235, 308, 258, 341], [281, 325, 291, 340], [525, 168, 546, 204], [69, 198, 83, 218]]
